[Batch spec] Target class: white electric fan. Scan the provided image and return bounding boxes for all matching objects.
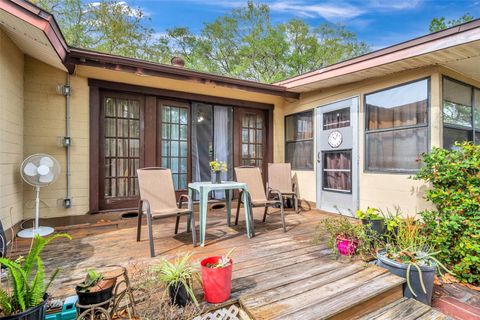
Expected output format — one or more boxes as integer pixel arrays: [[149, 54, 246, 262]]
[[19, 154, 61, 238]]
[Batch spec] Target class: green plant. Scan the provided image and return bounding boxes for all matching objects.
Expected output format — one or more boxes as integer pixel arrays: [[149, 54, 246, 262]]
[[355, 207, 383, 220], [209, 160, 227, 172], [76, 269, 104, 293], [316, 216, 372, 258], [156, 253, 200, 306], [0, 233, 71, 316], [205, 248, 235, 269], [381, 207, 403, 233], [413, 142, 480, 284], [382, 218, 454, 297]]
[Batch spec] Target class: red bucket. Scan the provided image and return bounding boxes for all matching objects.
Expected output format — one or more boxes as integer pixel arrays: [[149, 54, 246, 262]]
[[200, 256, 233, 304]]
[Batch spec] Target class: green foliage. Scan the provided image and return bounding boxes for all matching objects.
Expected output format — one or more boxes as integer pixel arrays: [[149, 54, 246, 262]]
[[33, 0, 369, 83], [381, 207, 403, 233], [76, 268, 104, 292], [317, 216, 372, 259], [0, 234, 71, 316], [155, 253, 200, 306], [413, 142, 480, 284], [429, 13, 475, 32], [355, 207, 383, 220], [382, 218, 454, 297]]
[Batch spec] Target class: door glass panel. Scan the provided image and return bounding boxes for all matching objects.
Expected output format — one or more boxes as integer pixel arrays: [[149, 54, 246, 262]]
[[103, 96, 140, 199], [240, 111, 265, 167], [323, 108, 350, 130], [160, 105, 189, 190], [323, 151, 352, 192]]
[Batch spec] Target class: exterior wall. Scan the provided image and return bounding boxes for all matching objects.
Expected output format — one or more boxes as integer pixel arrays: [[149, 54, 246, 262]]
[[0, 29, 24, 229], [280, 67, 445, 216], [23, 57, 89, 218], [21, 61, 285, 219]]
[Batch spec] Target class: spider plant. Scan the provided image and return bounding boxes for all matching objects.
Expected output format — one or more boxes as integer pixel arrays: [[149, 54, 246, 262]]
[[156, 253, 200, 306], [0, 233, 71, 316], [382, 218, 454, 298]]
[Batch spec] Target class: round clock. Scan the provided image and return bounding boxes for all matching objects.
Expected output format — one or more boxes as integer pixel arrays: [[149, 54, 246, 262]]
[[328, 130, 343, 148]]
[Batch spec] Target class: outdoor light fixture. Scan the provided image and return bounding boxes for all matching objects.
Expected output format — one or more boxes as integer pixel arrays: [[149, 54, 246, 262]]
[[56, 84, 71, 96]]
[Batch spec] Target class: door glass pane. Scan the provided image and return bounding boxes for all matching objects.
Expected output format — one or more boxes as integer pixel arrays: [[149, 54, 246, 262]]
[[240, 111, 265, 168], [161, 104, 189, 190], [323, 108, 350, 130], [103, 96, 140, 199], [323, 151, 351, 192]]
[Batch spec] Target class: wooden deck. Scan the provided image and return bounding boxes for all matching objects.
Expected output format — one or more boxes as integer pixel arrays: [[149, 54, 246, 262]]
[[12, 207, 449, 319]]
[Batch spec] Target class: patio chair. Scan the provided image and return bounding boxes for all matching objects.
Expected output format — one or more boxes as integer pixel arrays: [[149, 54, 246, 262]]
[[267, 163, 299, 214], [234, 166, 286, 232], [136, 167, 196, 257]]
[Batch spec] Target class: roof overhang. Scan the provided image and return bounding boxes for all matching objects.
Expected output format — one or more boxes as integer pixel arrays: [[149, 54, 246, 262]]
[[277, 20, 480, 92], [68, 48, 298, 98], [0, 0, 69, 71]]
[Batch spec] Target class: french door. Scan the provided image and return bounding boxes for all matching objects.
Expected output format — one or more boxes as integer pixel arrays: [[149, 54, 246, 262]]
[[100, 92, 144, 210], [234, 108, 268, 176], [316, 97, 359, 215], [96, 92, 269, 211]]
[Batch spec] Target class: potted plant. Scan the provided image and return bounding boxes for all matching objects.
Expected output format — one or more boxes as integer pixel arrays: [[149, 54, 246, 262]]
[[356, 207, 385, 237], [319, 217, 370, 258], [75, 268, 116, 312], [377, 218, 454, 305], [209, 160, 227, 184], [200, 248, 234, 304], [157, 253, 199, 307], [0, 233, 71, 320]]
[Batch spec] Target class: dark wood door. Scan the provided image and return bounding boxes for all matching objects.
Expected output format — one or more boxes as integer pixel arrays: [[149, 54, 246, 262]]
[[99, 92, 145, 210], [157, 100, 190, 197], [234, 108, 268, 175]]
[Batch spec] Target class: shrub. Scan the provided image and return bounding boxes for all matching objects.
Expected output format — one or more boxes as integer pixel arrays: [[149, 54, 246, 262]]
[[413, 142, 480, 284]]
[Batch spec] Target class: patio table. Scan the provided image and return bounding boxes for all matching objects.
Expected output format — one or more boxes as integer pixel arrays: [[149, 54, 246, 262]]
[[188, 181, 252, 247]]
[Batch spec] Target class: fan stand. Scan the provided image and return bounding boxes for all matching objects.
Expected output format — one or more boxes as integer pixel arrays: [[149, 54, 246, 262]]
[[17, 186, 54, 238]]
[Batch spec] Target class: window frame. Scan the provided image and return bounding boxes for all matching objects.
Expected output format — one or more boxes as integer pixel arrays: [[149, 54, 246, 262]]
[[442, 76, 480, 148], [284, 109, 315, 171], [364, 77, 431, 174]]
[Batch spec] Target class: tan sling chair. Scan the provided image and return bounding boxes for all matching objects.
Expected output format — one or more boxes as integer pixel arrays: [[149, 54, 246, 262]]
[[267, 163, 299, 214], [137, 167, 196, 257], [234, 166, 286, 233]]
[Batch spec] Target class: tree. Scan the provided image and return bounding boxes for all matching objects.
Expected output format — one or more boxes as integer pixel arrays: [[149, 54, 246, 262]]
[[157, 2, 369, 83], [429, 13, 475, 32], [32, 0, 155, 59], [33, 0, 369, 83]]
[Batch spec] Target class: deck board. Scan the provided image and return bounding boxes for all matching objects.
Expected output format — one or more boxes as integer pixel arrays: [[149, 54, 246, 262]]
[[9, 208, 447, 319]]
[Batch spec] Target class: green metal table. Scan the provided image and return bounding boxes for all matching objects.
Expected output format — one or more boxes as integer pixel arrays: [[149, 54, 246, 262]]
[[188, 181, 252, 247]]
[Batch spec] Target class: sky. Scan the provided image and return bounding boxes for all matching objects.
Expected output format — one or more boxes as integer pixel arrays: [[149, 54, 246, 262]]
[[120, 0, 480, 50]]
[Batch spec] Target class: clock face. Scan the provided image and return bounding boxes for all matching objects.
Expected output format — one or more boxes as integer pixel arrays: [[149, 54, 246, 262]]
[[328, 130, 343, 148]]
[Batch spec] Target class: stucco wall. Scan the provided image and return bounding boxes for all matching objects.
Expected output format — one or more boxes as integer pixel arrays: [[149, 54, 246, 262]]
[[0, 29, 24, 229], [280, 67, 445, 216], [23, 57, 89, 219]]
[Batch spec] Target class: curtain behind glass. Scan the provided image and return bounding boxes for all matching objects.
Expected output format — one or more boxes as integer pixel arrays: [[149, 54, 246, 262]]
[[191, 103, 213, 184], [213, 106, 233, 199]]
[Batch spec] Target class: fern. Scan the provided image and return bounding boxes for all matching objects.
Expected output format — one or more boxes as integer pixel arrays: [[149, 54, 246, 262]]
[[0, 233, 71, 316]]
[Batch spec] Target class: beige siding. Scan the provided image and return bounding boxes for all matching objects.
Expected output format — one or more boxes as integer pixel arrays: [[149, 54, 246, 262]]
[[0, 29, 24, 229], [280, 67, 444, 216], [23, 57, 89, 218]]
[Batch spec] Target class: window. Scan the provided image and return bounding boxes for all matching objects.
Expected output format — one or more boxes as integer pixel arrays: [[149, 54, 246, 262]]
[[442, 78, 480, 149], [323, 151, 352, 193], [365, 78, 429, 172], [323, 108, 350, 130], [285, 110, 314, 170]]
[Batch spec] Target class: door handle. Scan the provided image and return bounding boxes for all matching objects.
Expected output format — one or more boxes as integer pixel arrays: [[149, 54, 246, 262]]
[[317, 152, 321, 163]]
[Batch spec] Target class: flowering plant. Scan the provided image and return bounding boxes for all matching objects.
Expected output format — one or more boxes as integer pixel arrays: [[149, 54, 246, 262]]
[[209, 160, 227, 172]]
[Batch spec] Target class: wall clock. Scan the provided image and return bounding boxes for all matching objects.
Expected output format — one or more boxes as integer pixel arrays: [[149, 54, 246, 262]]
[[328, 130, 343, 148]]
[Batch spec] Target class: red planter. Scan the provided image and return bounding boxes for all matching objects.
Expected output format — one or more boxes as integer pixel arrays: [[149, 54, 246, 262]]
[[200, 256, 233, 304], [336, 236, 358, 256]]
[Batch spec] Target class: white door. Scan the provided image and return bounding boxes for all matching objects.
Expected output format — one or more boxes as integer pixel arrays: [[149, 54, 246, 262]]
[[316, 97, 359, 216]]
